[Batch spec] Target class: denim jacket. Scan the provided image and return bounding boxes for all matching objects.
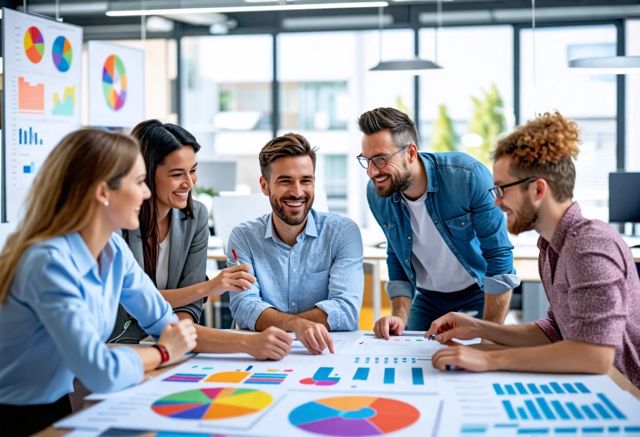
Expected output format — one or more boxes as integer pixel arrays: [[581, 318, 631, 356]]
[[367, 152, 519, 299]]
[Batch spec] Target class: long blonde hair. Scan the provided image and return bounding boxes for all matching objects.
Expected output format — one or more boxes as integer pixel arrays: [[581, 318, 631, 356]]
[[0, 128, 140, 303]]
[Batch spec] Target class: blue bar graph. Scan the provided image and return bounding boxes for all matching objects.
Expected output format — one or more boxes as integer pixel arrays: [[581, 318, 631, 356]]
[[525, 400, 542, 419], [411, 367, 424, 385], [593, 403, 611, 419], [581, 405, 597, 419], [18, 127, 44, 145], [494, 381, 591, 396], [566, 402, 584, 420], [353, 367, 369, 381], [383, 368, 395, 384]]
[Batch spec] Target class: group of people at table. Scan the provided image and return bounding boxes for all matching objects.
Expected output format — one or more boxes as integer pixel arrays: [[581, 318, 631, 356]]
[[0, 107, 638, 436]]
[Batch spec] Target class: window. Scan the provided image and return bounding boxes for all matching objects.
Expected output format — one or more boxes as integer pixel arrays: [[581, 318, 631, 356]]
[[520, 25, 617, 221]]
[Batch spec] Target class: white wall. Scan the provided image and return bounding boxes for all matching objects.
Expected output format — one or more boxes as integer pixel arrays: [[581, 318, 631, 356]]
[[626, 20, 640, 171]]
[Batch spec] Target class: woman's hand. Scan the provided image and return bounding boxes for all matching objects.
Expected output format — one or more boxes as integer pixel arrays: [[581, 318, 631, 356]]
[[209, 264, 256, 295], [158, 319, 197, 364]]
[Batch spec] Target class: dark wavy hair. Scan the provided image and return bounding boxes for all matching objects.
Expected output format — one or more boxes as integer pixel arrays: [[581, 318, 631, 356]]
[[127, 119, 201, 283]]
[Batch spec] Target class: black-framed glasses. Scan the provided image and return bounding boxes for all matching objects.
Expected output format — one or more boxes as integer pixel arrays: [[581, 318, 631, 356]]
[[489, 177, 537, 199], [356, 145, 409, 170]]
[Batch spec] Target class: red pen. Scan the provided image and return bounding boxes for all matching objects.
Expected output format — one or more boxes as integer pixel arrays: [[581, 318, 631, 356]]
[[231, 248, 239, 265]]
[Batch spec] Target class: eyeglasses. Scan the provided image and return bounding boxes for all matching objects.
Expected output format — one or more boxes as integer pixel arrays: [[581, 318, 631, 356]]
[[489, 177, 537, 199], [356, 145, 409, 170]]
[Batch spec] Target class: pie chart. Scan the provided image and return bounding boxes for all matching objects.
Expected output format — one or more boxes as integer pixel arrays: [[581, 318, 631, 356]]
[[151, 387, 272, 420], [102, 54, 127, 111], [24, 26, 44, 64], [52, 36, 72, 72], [289, 396, 420, 436]]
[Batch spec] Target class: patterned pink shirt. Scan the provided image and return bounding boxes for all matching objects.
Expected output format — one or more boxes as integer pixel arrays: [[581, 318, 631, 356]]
[[535, 202, 640, 388]]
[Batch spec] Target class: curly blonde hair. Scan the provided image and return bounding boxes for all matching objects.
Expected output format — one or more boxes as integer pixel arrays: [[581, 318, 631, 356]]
[[493, 112, 580, 201]]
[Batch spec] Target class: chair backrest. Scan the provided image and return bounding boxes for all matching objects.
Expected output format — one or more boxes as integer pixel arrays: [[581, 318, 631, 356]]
[[211, 193, 272, 251]]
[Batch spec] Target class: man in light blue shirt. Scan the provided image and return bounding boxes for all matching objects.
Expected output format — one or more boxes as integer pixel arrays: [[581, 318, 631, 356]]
[[228, 133, 364, 354]]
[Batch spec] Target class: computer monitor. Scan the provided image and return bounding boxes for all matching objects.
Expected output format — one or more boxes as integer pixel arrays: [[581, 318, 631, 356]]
[[196, 160, 237, 192], [609, 172, 640, 223]]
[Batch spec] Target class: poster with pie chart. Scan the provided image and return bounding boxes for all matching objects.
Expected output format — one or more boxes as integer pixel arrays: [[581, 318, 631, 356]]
[[88, 40, 144, 127], [24, 26, 45, 64], [2, 8, 82, 223], [51, 35, 72, 72]]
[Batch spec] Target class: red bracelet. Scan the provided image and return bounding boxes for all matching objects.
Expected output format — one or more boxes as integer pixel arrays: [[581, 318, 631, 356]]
[[152, 344, 170, 365]]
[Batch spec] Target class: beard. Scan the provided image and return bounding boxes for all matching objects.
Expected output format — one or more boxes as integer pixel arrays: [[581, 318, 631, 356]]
[[270, 194, 314, 226], [507, 196, 539, 235], [373, 164, 412, 198]]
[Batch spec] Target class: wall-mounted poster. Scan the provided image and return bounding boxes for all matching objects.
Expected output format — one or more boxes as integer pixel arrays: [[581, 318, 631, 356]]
[[87, 41, 144, 127], [2, 8, 83, 222]]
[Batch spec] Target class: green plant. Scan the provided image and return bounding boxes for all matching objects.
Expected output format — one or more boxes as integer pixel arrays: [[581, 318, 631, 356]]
[[194, 186, 219, 197], [431, 104, 457, 152], [467, 84, 506, 165]]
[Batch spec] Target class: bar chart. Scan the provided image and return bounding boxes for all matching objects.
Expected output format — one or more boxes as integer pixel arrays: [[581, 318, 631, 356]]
[[18, 127, 44, 145]]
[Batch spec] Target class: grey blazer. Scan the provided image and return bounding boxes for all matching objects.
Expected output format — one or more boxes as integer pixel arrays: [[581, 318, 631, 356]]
[[108, 201, 209, 343]]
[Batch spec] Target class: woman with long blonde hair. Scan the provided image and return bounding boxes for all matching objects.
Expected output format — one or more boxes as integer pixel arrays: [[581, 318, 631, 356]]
[[0, 128, 197, 436]]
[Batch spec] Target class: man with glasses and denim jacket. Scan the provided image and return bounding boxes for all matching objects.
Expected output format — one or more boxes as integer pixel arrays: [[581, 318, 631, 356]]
[[357, 107, 520, 338]]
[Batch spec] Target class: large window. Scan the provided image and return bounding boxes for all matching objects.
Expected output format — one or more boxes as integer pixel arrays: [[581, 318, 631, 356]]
[[277, 30, 414, 221], [520, 25, 617, 221], [419, 26, 514, 166], [181, 35, 273, 191]]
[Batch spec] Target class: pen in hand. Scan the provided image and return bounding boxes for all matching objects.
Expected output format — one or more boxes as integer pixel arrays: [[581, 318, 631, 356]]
[[230, 248, 239, 266]]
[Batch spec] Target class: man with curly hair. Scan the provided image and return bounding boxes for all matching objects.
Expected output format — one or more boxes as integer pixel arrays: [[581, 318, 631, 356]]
[[426, 112, 640, 388]]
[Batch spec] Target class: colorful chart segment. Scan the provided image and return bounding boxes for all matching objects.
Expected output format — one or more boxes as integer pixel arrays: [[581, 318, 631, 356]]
[[300, 367, 341, 386], [102, 54, 127, 111], [289, 396, 420, 436], [151, 388, 272, 420], [52, 36, 72, 72], [203, 366, 291, 385], [24, 26, 45, 64]]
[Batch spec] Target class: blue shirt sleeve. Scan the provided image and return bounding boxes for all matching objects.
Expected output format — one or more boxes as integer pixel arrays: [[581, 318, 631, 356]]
[[23, 247, 147, 394], [468, 162, 520, 294], [314, 219, 364, 331], [227, 227, 273, 330]]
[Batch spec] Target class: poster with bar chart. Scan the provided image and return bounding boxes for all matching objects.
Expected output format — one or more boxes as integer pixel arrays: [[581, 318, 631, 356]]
[[87, 41, 144, 127], [2, 8, 82, 222], [437, 373, 640, 436]]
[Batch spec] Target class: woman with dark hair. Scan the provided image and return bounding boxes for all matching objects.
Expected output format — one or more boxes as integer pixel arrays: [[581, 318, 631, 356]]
[[110, 120, 292, 360], [0, 129, 197, 436]]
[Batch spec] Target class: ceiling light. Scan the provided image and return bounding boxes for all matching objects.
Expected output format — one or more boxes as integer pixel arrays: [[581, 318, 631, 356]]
[[107, 1, 388, 17], [369, 2, 442, 74], [568, 56, 640, 75]]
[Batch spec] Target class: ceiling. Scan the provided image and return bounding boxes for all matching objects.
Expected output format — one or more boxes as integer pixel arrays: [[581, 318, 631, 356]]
[[8, 0, 640, 39]]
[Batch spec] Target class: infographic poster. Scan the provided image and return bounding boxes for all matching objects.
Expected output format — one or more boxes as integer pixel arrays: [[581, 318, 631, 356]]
[[2, 8, 83, 222], [87, 41, 144, 127]]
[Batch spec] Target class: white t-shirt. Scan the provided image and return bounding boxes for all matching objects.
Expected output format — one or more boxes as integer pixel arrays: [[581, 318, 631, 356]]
[[402, 192, 476, 292], [155, 235, 171, 290]]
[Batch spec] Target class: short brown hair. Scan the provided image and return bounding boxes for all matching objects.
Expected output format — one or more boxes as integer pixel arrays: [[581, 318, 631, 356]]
[[493, 112, 580, 202], [259, 133, 317, 178], [357, 107, 419, 148]]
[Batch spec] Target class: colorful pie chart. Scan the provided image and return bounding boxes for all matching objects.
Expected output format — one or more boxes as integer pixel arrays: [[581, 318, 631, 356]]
[[52, 36, 72, 72], [151, 388, 272, 420], [289, 396, 420, 436], [102, 54, 127, 111], [24, 26, 45, 64]]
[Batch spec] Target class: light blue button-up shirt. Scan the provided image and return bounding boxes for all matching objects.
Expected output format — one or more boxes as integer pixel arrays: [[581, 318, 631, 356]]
[[228, 209, 364, 331], [0, 232, 177, 405]]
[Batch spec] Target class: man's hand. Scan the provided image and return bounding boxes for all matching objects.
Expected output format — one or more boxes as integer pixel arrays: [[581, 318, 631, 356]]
[[425, 312, 482, 343], [292, 319, 335, 354], [373, 316, 406, 339], [209, 264, 256, 294], [431, 344, 495, 372], [243, 327, 292, 360]]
